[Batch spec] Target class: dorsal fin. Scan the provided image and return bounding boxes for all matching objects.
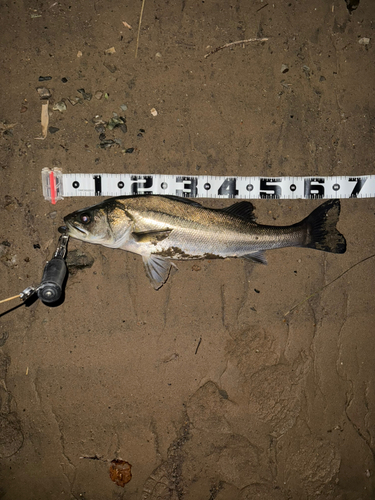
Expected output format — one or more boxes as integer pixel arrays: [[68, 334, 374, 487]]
[[220, 201, 257, 222]]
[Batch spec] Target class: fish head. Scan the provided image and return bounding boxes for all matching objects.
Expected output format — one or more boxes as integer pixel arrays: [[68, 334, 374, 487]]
[[62, 203, 116, 245]]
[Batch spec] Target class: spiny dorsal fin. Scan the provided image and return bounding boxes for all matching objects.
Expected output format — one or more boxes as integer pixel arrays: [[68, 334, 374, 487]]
[[221, 201, 257, 222]]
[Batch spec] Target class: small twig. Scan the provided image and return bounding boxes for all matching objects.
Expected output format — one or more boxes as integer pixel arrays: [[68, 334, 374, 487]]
[[204, 37, 268, 59], [195, 337, 202, 355], [80, 455, 107, 462], [135, 0, 146, 58], [0, 294, 20, 305], [284, 253, 375, 317], [256, 3, 268, 12]]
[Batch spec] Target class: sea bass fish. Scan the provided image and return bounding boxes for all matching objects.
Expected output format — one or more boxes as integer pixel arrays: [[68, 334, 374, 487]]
[[60, 196, 346, 290]]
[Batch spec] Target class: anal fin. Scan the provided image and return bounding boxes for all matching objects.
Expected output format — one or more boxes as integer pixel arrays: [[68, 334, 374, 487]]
[[243, 251, 267, 265], [142, 254, 174, 290]]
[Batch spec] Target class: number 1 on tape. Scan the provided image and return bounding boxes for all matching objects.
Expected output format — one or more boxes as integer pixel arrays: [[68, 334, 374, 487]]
[[41, 168, 375, 203]]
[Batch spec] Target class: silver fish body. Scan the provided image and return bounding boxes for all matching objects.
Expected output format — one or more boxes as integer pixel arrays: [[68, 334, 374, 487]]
[[61, 196, 346, 289]]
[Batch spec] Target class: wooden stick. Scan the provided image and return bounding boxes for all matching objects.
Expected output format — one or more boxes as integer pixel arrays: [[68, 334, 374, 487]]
[[0, 294, 20, 305], [135, 0, 146, 58], [35, 100, 49, 140], [204, 37, 268, 59]]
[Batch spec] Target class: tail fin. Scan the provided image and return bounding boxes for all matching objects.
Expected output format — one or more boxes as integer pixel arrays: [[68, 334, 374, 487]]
[[304, 200, 346, 254]]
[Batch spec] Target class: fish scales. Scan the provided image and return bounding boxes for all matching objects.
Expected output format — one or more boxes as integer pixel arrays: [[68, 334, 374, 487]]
[[115, 197, 303, 256]]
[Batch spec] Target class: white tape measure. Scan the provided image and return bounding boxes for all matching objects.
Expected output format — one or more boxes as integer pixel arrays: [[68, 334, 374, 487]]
[[41, 168, 375, 205]]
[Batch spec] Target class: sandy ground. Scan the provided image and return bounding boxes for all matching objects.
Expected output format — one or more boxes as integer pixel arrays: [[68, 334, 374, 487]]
[[0, 0, 375, 498]]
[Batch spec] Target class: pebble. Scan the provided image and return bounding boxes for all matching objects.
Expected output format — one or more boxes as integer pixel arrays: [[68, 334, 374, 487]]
[[155, 52, 162, 58], [319, 75, 326, 82], [281, 64, 289, 73], [95, 91, 103, 100], [48, 211, 57, 219], [53, 101, 67, 112], [120, 104, 128, 111], [38, 76, 52, 81], [36, 87, 51, 99], [107, 116, 127, 133], [125, 148, 134, 153], [48, 126, 59, 134], [20, 106, 28, 113], [95, 124, 106, 134], [67, 97, 82, 106], [151, 108, 158, 116], [99, 139, 117, 149], [77, 88, 92, 101], [61, 77, 68, 83], [358, 37, 370, 45]]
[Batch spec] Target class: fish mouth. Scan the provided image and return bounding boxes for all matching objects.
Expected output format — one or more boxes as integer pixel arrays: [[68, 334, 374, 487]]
[[73, 225, 87, 235], [63, 221, 89, 238]]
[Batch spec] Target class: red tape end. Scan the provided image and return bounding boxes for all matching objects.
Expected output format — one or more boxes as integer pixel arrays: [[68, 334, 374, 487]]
[[49, 171, 56, 205]]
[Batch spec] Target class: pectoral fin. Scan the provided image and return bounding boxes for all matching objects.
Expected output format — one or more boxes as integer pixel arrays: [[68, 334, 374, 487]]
[[142, 254, 174, 289], [132, 229, 172, 244], [243, 251, 267, 265]]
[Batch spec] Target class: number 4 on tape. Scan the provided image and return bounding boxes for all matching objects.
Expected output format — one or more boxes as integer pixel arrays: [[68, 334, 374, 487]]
[[41, 168, 374, 204]]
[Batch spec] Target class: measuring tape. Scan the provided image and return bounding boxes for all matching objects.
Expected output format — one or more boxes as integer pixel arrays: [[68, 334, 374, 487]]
[[42, 168, 375, 204]]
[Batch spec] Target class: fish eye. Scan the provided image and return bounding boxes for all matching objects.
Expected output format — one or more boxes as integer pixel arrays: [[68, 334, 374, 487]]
[[80, 213, 91, 224]]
